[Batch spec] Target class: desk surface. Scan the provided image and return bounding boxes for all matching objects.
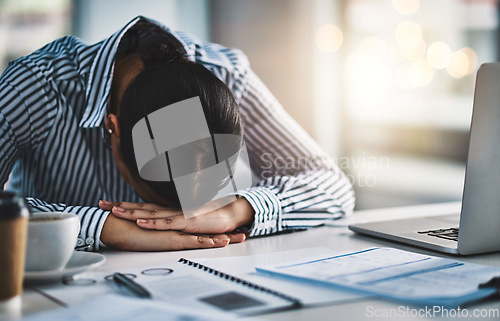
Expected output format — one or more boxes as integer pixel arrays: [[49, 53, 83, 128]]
[[5, 202, 500, 321]]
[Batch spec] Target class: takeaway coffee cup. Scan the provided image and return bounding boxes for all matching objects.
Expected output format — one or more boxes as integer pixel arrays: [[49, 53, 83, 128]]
[[0, 191, 29, 302], [25, 212, 80, 272]]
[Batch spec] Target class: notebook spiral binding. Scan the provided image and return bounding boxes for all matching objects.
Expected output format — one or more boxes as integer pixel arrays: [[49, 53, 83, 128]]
[[178, 258, 302, 307]]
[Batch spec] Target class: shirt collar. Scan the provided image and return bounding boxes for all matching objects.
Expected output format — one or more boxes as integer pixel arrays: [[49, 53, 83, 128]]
[[79, 16, 197, 128]]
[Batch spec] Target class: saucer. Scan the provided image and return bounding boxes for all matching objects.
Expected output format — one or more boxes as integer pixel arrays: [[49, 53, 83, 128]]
[[24, 251, 105, 283]]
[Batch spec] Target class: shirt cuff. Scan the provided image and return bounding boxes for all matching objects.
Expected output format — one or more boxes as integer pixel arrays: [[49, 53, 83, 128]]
[[235, 186, 282, 237], [96, 211, 110, 250], [71, 207, 110, 252], [26, 199, 110, 252]]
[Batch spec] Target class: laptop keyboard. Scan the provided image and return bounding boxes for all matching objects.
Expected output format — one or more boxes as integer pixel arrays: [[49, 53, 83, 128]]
[[418, 227, 459, 241]]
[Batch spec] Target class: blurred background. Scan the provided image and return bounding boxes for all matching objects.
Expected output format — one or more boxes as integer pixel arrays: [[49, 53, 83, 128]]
[[1, 0, 498, 210]]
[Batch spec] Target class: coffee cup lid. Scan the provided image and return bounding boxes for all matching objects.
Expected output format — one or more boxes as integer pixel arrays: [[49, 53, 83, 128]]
[[0, 191, 30, 219]]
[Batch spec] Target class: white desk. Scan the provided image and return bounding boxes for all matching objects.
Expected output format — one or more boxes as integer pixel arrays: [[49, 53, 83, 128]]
[[4, 202, 500, 321]]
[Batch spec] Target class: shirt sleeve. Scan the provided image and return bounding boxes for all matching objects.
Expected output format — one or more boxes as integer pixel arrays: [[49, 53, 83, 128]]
[[0, 59, 58, 187], [236, 70, 355, 237], [26, 198, 110, 251], [0, 59, 107, 251]]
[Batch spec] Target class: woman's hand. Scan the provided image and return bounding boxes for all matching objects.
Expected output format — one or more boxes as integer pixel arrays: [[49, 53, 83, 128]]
[[100, 214, 245, 251], [99, 197, 254, 235]]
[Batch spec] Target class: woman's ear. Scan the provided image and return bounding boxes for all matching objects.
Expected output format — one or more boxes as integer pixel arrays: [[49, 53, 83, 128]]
[[105, 113, 134, 185], [105, 114, 121, 139]]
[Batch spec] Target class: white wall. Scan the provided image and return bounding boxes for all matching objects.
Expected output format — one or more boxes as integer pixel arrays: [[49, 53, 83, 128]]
[[210, 0, 344, 156]]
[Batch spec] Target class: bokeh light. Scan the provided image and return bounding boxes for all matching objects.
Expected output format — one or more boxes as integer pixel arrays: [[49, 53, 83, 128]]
[[359, 37, 388, 59], [395, 21, 423, 49], [460, 47, 478, 75], [346, 51, 392, 105], [427, 41, 452, 69], [315, 24, 343, 53], [392, 0, 420, 15], [408, 59, 434, 87], [447, 48, 477, 78], [399, 40, 426, 61]]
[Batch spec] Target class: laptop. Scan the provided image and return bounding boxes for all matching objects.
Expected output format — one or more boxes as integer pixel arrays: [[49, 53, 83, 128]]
[[349, 63, 500, 255]]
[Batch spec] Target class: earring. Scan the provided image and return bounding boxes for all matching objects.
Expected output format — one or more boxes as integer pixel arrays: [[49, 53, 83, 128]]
[[108, 128, 113, 134]]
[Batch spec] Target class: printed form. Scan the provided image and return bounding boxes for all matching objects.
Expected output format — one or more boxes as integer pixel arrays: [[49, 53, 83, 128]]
[[257, 247, 500, 306]]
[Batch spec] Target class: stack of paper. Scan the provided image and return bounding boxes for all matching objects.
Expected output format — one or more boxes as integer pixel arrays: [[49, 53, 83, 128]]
[[256, 247, 500, 307]]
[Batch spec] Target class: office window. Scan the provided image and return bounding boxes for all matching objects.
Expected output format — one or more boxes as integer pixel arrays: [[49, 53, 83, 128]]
[[341, 0, 498, 209], [210, 0, 499, 210], [0, 0, 71, 71], [0, 0, 71, 189]]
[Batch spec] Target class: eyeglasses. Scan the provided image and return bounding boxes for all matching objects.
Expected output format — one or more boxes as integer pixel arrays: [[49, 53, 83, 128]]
[[62, 267, 174, 286]]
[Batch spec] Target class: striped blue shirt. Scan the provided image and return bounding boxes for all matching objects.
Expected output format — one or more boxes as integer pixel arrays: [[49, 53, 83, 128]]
[[0, 16, 354, 251]]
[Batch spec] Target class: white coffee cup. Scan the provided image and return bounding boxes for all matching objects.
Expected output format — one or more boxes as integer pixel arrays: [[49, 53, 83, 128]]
[[25, 212, 80, 272]]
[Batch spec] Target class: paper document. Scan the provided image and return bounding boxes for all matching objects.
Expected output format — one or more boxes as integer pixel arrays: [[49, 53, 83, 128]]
[[20, 294, 251, 321], [190, 247, 368, 306], [35, 259, 294, 316], [256, 247, 500, 306]]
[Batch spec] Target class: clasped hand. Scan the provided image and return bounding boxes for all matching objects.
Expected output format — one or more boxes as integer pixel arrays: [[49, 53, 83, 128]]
[[99, 198, 253, 251]]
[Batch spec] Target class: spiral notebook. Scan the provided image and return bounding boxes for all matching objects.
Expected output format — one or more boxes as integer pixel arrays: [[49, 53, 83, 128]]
[[177, 257, 301, 314]]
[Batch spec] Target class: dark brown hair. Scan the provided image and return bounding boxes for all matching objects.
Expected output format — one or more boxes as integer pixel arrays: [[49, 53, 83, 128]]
[[118, 33, 243, 205]]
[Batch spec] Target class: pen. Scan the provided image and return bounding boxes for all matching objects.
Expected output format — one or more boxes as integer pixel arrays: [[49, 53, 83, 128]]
[[479, 276, 500, 295], [112, 272, 152, 299]]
